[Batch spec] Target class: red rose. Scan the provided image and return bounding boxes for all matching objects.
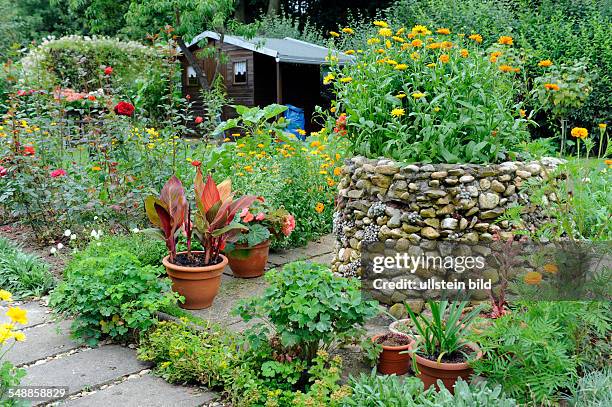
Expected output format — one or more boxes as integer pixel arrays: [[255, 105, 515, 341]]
[[0, 166, 7, 177], [22, 146, 35, 156], [195, 116, 203, 124], [104, 66, 113, 75], [114, 101, 135, 117], [50, 169, 67, 178], [191, 160, 201, 167]]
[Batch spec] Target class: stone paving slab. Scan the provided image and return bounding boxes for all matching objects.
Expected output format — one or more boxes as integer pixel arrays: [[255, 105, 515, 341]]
[[22, 345, 151, 405], [62, 374, 216, 407], [0, 301, 52, 328], [9, 320, 80, 366]]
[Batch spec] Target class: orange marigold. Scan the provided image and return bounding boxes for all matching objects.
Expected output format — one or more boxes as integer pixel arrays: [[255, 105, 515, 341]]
[[468, 34, 483, 43], [436, 28, 451, 35], [439, 54, 450, 63], [498, 36, 513, 45], [544, 83, 560, 91]]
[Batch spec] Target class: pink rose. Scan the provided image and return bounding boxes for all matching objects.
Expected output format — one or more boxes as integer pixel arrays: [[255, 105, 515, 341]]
[[50, 169, 67, 178], [0, 166, 7, 177]]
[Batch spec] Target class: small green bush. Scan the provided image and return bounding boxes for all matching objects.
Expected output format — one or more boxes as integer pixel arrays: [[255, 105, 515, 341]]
[[234, 261, 379, 361], [73, 233, 166, 267], [50, 250, 179, 345], [0, 237, 54, 299], [344, 372, 516, 406]]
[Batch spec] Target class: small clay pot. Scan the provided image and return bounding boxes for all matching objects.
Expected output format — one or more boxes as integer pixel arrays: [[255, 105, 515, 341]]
[[162, 251, 227, 310], [414, 342, 482, 393], [227, 240, 270, 278], [372, 333, 414, 375]]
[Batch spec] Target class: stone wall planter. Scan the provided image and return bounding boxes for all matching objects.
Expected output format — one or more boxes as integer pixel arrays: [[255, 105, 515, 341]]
[[332, 156, 563, 305]]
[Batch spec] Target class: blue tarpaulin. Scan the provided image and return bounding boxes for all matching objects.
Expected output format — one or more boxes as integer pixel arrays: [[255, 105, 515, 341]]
[[284, 104, 305, 140]]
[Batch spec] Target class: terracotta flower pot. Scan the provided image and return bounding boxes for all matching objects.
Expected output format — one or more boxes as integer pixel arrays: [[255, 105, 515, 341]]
[[372, 333, 414, 375], [227, 240, 270, 278], [414, 342, 482, 393], [162, 251, 227, 310]]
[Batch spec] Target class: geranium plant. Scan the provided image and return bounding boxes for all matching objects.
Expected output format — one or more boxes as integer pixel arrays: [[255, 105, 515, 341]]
[[230, 200, 296, 249]]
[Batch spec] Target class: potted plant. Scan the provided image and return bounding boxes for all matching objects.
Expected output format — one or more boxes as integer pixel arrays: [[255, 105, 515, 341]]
[[405, 300, 483, 392], [370, 332, 414, 375], [226, 201, 295, 278], [145, 168, 257, 309]]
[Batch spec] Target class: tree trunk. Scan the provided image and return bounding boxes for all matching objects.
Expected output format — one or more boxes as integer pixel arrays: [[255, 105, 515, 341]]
[[267, 0, 280, 16], [177, 37, 210, 92]]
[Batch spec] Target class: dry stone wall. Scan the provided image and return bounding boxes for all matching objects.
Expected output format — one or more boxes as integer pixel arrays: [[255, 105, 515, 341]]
[[332, 156, 564, 304]]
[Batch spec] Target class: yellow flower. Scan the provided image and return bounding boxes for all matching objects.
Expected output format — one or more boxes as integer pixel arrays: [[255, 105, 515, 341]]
[[468, 34, 483, 43], [436, 28, 451, 35], [498, 36, 513, 45], [433, 106, 441, 112], [329, 31, 340, 38], [375, 48, 385, 54], [257, 143, 265, 148], [335, 153, 341, 160], [330, 106, 336, 113], [598, 123, 606, 129], [426, 63, 436, 68], [386, 59, 398, 65], [411, 25, 431, 35], [373, 21, 389, 28], [396, 27, 406, 35], [367, 38, 381, 45], [391, 108, 405, 117], [244, 165, 253, 173], [396, 92, 407, 99], [392, 36, 405, 43], [297, 129, 306, 136], [544, 83, 560, 91], [441, 41, 453, 49], [6, 307, 27, 325], [538, 59, 553, 67], [315, 203, 325, 213], [339, 77, 353, 83], [571, 127, 588, 139], [327, 178, 336, 187], [460, 49, 469, 58], [333, 167, 342, 176], [439, 54, 450, 63], [237, 143, 246, 148], [0, 290, 11, 302], [543, 263, 559, 274], [12, 331, 26, 342], [344, 49, 355, 55], [411, 39, 423, 47], [410, 52, 420, 61], [379, 28, 392, 37], [426, 42, 441, 49], [223, 137, 230, 142], [520, 109, 526, 117], [524, 271, 542, 285], [499, 64, 514, 72], [237, 152, 245, 157], [310, 140, 321, 148], [385, 40, 392, 49], [323, 73, 335, 85], [92, 166, 102, 171], [412, 92, 425, 99], [342, 27, 355, 35]]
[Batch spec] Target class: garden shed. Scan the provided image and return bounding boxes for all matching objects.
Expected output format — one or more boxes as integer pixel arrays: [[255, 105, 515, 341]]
[[179, 31, 352, 131]]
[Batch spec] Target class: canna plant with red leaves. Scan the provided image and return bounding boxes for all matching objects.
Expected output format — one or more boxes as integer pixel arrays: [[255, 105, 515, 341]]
[[192, 167, 258, 265], [144, 175, 188, 262]]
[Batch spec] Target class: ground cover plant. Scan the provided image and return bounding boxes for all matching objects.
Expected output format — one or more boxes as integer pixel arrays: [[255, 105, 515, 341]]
[[0, 237, 55, 299]]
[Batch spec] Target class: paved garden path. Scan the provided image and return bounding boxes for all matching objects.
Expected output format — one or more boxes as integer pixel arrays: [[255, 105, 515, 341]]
[[7, 235, 349, 406]]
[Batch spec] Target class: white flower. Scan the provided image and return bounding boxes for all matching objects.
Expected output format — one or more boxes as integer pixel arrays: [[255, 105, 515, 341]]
[[70, 233, 77, 240], [57, 243, 64, 250], [50, 247, 57, 255], [97, 229, 103, 237], [131, 228, 140, 233], [63, 229, 72, 237], [90, 230, 99, 239], [94, 216, 99, 221]]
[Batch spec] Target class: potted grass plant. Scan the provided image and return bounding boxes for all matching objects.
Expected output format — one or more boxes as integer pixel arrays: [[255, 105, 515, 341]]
[[225, 200, 295, 278], [405, 300, 484, 392], [145, 167, 257, 309]]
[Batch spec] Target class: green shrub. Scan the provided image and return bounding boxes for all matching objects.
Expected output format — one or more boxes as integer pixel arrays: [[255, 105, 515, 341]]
[[326, 22, 529, 163], [471, 301, 610, 404], [73, 233, 166, 267], [49, 250, 179, 345], [344, 371, 517, 406], [0, 237, 55, 299], [234, 261, 379, 361]]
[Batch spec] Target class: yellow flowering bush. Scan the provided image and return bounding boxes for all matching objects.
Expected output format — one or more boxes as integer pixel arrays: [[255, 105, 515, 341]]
[[0, 290, 28, 404], [325, 22, 529, 163]]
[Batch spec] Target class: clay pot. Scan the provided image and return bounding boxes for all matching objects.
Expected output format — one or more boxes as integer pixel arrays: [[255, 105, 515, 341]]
[[372, 333, 414, 375], [414, 342, 482, 393], [162, 251, 227, 310], [227, 240, 270, 278]]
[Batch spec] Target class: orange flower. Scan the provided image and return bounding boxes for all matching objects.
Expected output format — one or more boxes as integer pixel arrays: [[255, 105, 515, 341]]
[[544, 83, 560, 91], [524, 271, 543, 285], [436, 28, 451, 35], [411, 39, 423, 47], [439, 54, 450, 63], [605, 159, 612, 167], [543, 263, 559, 274], [468, 34, 483, 43], [538, 59, 553, 67], [333, 167, 342, 176], [498, 36, 513, 45], [570, 127, 588, 139], [314, 202, 325, 213], [499, 64, 514, 73], [460, 49, 469, 58]]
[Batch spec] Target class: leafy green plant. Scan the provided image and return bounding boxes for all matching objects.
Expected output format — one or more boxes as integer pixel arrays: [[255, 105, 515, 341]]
[[73, 233, 166, 267], [0, 237, 54, 299], [470, 301, 610, 404], [50, 250, 179, 345], [568, 369, 612, 407], [228, 199, 295, 249], [234, 261, 379, 361], [406, 300, 483, 363], [344, 372, 516, 406]]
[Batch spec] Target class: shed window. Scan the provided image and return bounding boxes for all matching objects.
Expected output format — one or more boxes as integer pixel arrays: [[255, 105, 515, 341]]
[[233, 61, 247, 84], [187, 66, 198, 86]]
